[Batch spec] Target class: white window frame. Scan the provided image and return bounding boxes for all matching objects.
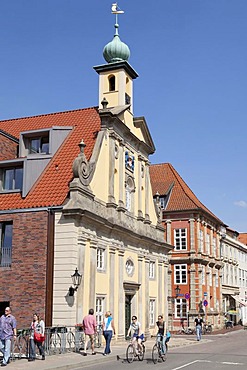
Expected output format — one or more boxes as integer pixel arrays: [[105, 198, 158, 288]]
[[201, 265, 205, 285], [206, 234, 210, 255], [149, 261, 155, 279], [97, 248, 105, 271], [175, 298, 187, 319], [149, 299, 156, 326], [95, 296, 105, 326], [199, 229, 204, 252], [174, 228, 187, 251], [174, 264, 187, 284]]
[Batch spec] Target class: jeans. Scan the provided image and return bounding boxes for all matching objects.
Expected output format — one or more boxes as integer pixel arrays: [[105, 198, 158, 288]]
[[29, 339, 45, 359], [103, 330, 113, 354], [0, 338, 12, 365], [196, 325, 202, 340], [157, 334, 166, 354]]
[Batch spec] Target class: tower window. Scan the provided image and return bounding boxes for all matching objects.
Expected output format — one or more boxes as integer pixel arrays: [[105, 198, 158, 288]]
[[108, 75, 115, 91]]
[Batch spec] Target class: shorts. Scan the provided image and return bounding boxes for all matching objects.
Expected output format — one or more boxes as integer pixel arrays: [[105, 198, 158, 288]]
[[85, 334, 94, 342], [133, 333, 144, 341]]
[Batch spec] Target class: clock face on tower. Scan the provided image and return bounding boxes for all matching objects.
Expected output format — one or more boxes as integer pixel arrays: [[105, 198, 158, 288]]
[[125, 258, 134, 276]]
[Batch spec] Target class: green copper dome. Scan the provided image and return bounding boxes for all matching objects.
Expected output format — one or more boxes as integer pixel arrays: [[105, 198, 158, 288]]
[[103, 23, 130, 63]]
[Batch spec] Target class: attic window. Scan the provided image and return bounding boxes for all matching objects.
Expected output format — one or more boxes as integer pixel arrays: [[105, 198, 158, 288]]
[[125, 93, 131, 105], [29, 135, 49, 154], [109, 75, 115, 92], [1, 167, 23, 191]]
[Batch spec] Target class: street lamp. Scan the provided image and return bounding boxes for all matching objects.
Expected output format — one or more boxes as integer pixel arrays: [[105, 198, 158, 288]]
[[68, 268, 82, 296]]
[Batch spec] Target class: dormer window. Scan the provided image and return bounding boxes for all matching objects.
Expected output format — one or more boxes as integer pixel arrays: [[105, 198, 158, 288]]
[[2, 167, 23, 191], [29, 135, 49, 154], [108, 75, 115, 91]]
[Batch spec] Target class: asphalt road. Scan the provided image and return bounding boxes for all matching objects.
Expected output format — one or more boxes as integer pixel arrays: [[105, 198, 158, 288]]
[[81, 330, 247, 370]]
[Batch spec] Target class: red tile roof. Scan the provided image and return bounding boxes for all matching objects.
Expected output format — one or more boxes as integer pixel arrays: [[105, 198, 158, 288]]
[[150, 163, 223, 223], [238, 233, 247, 245], [0, 107, 101, 210]]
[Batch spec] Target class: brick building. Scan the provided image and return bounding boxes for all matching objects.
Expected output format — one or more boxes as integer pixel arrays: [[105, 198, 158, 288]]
[[150, 163, 225, 330]]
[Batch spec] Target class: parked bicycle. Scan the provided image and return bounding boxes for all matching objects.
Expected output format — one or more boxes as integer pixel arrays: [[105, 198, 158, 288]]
[[126, 337, 145, 363], [152, 334, 168, 364], [203, 322, 213, 334], [177, 326, 195, 335]]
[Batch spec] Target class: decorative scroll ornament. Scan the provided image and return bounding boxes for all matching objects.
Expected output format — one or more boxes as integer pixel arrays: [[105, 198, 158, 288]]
[[72, 140, 94, 186]]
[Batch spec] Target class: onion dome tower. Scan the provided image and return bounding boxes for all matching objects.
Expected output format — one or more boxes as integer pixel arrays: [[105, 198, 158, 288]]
[[94, 3, 138, 118]]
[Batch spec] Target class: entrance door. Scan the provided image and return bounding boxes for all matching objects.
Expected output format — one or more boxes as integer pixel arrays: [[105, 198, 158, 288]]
[[125, 295, 132, 336]]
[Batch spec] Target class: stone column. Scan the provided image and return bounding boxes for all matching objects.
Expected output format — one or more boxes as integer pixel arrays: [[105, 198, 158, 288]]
[[109, 245, 116, 315], [137, 155, 144, 220], [144, 257, 150, 337], [165, 220, 172, 244], [89, 240, 97, 309], [216, 231, 221, 259], [189, 218, 195, 252], [190, 263, 196, 312], [76, 236, 87, 323], [107, 132, 117, 206], [117, 248, 125, 339], [197, 218, 201, 253], [138, 255, 143, 324], [118, 141, 125, 209], [144, 162, 151, 224], [158, 260, 163, 314]]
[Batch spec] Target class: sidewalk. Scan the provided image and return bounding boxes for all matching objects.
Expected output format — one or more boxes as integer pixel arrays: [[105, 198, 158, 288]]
[[3, 326, 242, 370]]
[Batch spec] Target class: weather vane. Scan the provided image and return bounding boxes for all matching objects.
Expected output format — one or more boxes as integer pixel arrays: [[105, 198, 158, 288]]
[[111, 3, 124, 24]]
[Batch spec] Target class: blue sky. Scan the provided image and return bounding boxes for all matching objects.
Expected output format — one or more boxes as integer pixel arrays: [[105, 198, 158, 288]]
[[0, 1, 246, 232]]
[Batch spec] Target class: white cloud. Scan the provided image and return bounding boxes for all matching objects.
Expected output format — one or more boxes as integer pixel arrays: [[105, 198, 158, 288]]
[[234, 200, 247, 208]]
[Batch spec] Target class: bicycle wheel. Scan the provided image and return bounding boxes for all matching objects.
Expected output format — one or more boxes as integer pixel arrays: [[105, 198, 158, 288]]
[[138, 343, 145, 361], [126, 344, 135, 363], [152, 343, 159, 364]]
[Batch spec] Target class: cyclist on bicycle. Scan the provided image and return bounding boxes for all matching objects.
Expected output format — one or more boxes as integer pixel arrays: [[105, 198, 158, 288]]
[[127, 316, 144, 354], [156, 315, 168, 354]]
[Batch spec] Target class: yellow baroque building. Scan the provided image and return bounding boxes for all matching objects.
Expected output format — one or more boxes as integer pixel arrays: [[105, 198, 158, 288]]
[[52, 17, 172, 338]]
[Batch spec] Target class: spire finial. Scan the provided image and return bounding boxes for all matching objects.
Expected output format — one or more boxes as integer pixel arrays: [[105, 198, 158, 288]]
[[111, 3, 124, 27]]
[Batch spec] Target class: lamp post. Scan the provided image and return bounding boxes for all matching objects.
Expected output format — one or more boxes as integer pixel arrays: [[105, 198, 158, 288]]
[[175, 285, 181, 297]]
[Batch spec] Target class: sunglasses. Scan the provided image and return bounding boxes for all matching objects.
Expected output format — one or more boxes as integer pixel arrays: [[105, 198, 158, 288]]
[[132, 318, 137, 320]]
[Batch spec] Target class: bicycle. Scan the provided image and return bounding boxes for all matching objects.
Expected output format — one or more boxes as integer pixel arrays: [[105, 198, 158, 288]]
[[203, 323, 213, 334], [126, 337, 145, 363], [177, 326, 194, 335], [152, 334, 168, 364]]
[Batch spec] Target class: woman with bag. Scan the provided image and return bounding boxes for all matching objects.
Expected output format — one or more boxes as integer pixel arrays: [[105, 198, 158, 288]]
[[102, 311, 115, 356], [28, 313, 45, 361]]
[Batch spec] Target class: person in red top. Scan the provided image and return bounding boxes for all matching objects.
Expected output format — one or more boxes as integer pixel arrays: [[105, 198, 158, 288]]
[[82, 308, 97, 356]]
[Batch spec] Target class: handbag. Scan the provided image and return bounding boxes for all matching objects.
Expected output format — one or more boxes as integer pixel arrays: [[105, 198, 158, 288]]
[[34, 331, 45, 342]]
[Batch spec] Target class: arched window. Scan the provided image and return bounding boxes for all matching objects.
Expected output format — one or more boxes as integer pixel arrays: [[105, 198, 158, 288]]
[[108, 75, 115, 91]]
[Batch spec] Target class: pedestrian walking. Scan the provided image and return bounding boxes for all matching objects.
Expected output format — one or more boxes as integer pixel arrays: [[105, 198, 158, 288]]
[[82, 308, 97, 356], [102, 311, 115, 356], [0, 307, 17, 367], [195, 314, 204, 341], [28, 313, 45, 361]]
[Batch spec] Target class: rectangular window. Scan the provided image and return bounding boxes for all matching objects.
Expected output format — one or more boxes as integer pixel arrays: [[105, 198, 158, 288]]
[[149, 299, 155, 326], [206, 234, 210, 254], [29, 136, 49, 154], [199, 229, 204, 252], [201, 265, 205, 285], [149, 261, 155, 279], [3, 168, 23, 191], [213, 237, 216, 256], [0, 222, 13, 267], [95, 297, 105, 326], [174, 228, 187, 250], [174, 264, 187, 284], [175, 298, 187, 319], [96, 248, 105, 270], [160, 197, 166, 209], [215, 270, 219, 287]]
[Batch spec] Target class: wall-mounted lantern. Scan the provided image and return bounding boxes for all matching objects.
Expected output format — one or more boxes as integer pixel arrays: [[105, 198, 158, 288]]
[[68, 268, 82, 296]]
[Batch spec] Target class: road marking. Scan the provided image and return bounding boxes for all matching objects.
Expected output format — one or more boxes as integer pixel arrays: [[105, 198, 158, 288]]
[[171, 360, 199, 369], [171, 359, 244, 369]]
